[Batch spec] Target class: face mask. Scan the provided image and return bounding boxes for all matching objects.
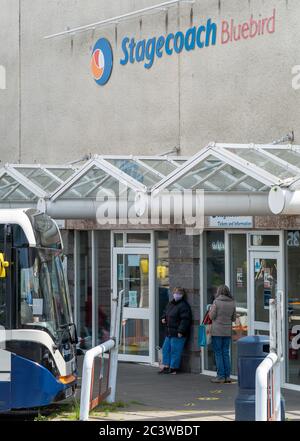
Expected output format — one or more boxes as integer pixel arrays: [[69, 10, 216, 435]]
[[173, 293, 183, 302]]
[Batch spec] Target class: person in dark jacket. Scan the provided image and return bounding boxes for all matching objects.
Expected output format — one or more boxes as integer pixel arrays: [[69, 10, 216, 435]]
[[158, 287, 192, 374], [209, 284, 236, 384]]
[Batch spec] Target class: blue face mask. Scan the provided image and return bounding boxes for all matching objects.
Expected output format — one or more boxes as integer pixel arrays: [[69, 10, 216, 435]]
[[173, 293, 183, 302]]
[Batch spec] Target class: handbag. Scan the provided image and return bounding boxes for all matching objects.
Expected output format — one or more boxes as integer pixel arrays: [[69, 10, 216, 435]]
[[198, 310, 213, 347]]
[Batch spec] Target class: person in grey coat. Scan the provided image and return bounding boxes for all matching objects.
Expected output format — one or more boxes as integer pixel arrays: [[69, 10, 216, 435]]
[[208, 285, 236, 383]]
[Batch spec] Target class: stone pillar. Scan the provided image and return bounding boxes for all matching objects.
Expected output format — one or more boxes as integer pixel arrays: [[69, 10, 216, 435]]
[[169, 229, 200, 373]]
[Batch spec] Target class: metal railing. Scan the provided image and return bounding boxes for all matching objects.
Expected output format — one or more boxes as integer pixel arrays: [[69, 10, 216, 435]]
[[255, 352, 281, 421], [255, 292, 283, 421], [79, 290, 123, 421]]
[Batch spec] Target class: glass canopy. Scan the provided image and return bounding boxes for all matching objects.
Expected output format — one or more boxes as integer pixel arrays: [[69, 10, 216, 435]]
[[2, 145, 300, 207], [153, 144, 300, 194]]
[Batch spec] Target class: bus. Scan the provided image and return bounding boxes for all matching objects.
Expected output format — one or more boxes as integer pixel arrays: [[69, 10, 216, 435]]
[[0, 209, 77, 412]]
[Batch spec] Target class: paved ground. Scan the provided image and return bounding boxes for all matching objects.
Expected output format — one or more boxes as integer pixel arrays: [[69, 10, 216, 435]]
[[87, 362, 300, 421]]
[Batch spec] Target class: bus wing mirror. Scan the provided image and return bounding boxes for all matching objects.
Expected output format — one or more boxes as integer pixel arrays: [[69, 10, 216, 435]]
[[0, 253, 9, 278]]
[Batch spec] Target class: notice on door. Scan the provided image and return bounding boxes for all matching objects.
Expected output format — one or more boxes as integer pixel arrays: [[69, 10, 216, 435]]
[[129, 290, 138, 308]]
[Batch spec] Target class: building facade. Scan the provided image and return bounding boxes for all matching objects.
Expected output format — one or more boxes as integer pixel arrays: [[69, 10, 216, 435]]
[[0, 0, 299, 163], [0, 0, 300, 391]]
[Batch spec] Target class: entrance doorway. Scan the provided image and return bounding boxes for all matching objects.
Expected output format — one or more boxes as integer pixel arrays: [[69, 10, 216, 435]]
[[112, 232, 154, 363], [249, 252, 283, 336], [201, 231, 284, 377]]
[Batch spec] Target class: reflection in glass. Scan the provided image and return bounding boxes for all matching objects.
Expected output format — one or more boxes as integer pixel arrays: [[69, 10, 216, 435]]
[[254, 258, 277, 322], [203, 231, 225, 371], [155, 232, 170, 350], [230, 234, 248, 375], [117, 252, 150, 357], [78, 232, 92, 350], [119, 319, 149, 356]]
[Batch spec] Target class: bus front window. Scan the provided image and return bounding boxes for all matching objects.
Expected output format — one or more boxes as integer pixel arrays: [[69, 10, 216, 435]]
[[18, 248, 72, 341]]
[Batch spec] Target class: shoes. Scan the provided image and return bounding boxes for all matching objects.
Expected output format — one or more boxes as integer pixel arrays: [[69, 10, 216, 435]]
[[170, 368, 179, 375], [157, 367, 170, 374], [210, 376, 225, 383], [225, 377, 232, 383]]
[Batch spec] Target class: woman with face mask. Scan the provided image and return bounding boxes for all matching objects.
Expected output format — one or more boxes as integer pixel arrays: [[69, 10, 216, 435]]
[[158, 287, 192, 374]]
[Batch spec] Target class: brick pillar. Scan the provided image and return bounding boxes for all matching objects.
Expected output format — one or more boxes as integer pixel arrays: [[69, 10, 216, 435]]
[[169, 230, 200, 373]]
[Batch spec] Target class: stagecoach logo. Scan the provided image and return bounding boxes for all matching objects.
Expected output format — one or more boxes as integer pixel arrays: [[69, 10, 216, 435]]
[[91, 38, 113, 86], [91, 9, 276, 86]]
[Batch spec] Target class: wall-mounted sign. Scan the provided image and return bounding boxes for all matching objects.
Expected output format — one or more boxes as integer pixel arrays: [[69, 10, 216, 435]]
[[291, 325, 300, 350], [287, 231, 300, 247], [92, 9, 276, 85], [128, 291, 138, 308], [263, 289, 272, 309], [211, 240, 225, 252], [208, 216, 253, 228], [236, 267, 243, 288]]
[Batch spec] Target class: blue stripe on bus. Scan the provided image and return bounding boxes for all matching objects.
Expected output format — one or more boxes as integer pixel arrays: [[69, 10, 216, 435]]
[[10, 353, 66, 409]]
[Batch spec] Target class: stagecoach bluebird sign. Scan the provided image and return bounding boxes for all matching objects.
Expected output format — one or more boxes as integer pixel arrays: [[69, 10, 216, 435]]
[[91, 9, 276, 85]]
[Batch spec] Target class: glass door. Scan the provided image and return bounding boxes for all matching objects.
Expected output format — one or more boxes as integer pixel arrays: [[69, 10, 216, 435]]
[[249, 252, 282, 335], [113, 248, 154, 363]]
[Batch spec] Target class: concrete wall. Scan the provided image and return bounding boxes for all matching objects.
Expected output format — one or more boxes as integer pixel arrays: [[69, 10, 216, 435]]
[[0, 0, 299, 163]]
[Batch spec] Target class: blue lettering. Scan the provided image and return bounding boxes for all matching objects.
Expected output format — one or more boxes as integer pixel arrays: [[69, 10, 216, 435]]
[[145, 38, 156, 69], [119, 19, 218, 70], [165, 33, 174, 55], [129, 38, 136, 63], [136, 40, 146, 62], [205, 18, 217, 46], [196, 26, 205, 48], [174, 31, 184, 53], [185, 26, 196, 51], [120, 37, 129, 65], [156, 36, 165, 58]]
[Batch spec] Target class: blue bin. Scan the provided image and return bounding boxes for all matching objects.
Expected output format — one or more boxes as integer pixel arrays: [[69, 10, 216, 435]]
[[235, 336, 285, 421]]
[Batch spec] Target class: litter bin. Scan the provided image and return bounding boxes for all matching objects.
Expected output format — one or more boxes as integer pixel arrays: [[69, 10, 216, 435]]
[[235, 336, 285, 421]]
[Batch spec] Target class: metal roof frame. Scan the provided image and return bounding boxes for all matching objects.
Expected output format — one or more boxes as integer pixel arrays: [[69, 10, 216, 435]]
[[217, 143, 300, 183], [0, 166, 47, 200], [152, 143, 283, 194], [50, 157, 147, 202], [44, 0, 194, 40]]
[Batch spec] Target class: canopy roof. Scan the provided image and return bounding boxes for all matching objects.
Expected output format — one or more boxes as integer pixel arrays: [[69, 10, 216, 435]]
[[2, 144, 300, 216]]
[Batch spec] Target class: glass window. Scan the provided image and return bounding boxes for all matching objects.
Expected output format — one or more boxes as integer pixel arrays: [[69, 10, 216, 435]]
[[17, 168, 60, 193], [203, 231, 225, 371], [77, 231, 92, 350], [106, 159, 160, 186], [0, 278, 5, 328], [119, 319, 149, 356], [126, 233, 151, 244], [95, 231, 111, 345], [167, 155, 266, 192], [230, 234, 248, 375], [266, 149, 300, 170], [155, 232, 170, 351], [141, 159, 177, 176], [61, 167, 121, 199], [17, 248, 72, 340], [0, 173, 38, 201], [227, 148, 295, 180], [254, 257, 277, 323], [250, 234, 279, 247], [286, 231, 300, 386], [114, 233, 123, 247], [0, 225, 5, 328]]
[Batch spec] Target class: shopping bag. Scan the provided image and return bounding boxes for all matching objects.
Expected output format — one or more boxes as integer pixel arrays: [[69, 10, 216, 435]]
[[198, 324, 207, 347]]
